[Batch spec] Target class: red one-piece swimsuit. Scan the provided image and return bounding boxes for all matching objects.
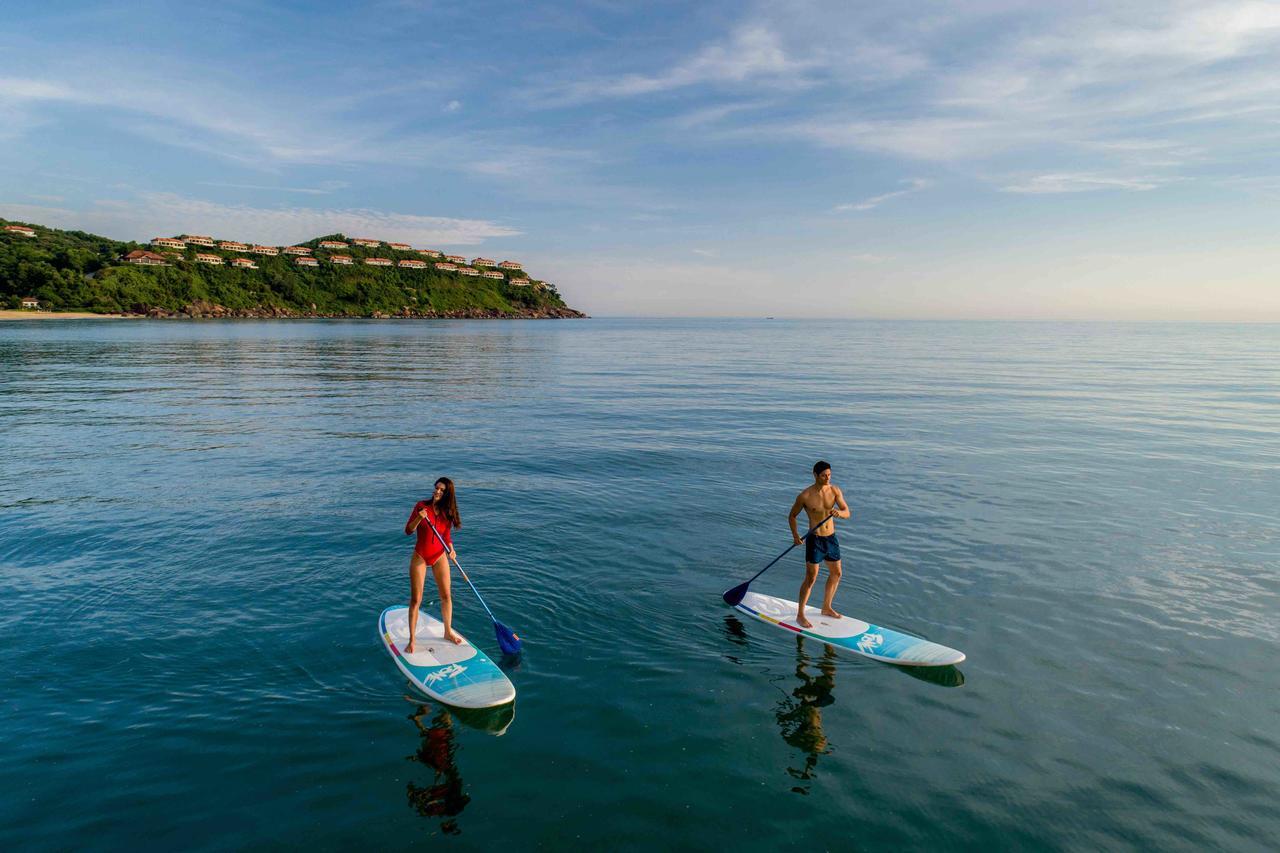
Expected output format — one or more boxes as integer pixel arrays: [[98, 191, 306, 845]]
[[410, 501, 453, 564]]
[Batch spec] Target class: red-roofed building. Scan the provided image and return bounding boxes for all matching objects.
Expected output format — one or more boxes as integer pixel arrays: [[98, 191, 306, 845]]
[[152, 237, 187, 249], [388, 242, 412, 251], [250, 245, 279, 256], [295, 256, 319, 267], [5, 225, 37, 238], [508, 278, 531, 286], [124, 249, 168, 266], [183, 235, 215, 246], [417, 249, 441, 258], [434, 262, 457, 271], [219, 241, 248, 251], [364, 257, 393, 267], [482, 270, 504, 280], [498, 260, 523, 270], [352, 238, 380, 248], [471, 257, 495, 267], [459, 267, 479, 276], [231, 257, 258, 269], [284, 246, 312, 255], [20, 297, 40, 309], [195, 254, 224, 265], [444, 254, 467, 264], [320, 241, 348, 249], [399, 259, 427, 269], [330, 255, 354, 265]]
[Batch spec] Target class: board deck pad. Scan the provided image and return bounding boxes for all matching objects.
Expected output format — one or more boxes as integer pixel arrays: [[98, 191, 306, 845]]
[[380, 606, 516, 708], [731, 591, 965, 667]]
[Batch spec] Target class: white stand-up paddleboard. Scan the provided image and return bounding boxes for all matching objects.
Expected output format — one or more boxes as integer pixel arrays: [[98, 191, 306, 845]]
[[729, 591, 965, 667], [379, 606, 516, 708]]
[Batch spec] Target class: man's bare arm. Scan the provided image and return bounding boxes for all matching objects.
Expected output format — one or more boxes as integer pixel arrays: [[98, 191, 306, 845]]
[[788, 496, 805, 544], [832, 487, 850, 519]]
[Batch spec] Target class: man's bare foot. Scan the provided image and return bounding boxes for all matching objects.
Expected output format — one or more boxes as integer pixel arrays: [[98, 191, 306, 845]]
[[796, 614, 813, 628], [821, 607, 842, 619], [443, 629, 463, 645]]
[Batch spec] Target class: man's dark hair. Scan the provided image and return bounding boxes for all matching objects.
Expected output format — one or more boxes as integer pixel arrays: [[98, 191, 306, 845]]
[[813, 460, 831, 476]]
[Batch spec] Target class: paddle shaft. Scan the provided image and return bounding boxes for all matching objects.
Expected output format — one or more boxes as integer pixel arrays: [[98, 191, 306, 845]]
[[746, 511, 837, 586], [419, 507, 501, 625]]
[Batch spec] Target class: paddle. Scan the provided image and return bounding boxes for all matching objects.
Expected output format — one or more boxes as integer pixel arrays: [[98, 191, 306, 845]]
[[722, 512, 837, 606], [420, 510, 523, 655]]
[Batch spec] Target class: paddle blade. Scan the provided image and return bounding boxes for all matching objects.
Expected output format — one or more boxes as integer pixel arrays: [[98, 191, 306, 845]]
[[495, 622, 522, 655], [722, 582, 749, 606]]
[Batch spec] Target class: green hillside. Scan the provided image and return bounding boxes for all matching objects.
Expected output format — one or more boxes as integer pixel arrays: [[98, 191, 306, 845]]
[[0, 219, 584, 318]]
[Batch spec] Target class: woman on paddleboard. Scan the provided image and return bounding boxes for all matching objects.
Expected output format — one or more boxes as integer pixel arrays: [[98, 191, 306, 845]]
[[405, 477, 463, 649]]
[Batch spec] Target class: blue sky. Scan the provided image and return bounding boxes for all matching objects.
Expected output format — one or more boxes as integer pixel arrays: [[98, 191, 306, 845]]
[[3, 0, 1280, 319]]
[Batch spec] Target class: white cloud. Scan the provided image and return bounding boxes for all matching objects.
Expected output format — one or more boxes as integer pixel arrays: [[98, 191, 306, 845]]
[[999, 173, 1167, 194], [198, 180, 351, 195], [834, 178, 931, 211], [0, 192, 521, 247], [445, 99, 462, 112], [536, 25, 815, 104]]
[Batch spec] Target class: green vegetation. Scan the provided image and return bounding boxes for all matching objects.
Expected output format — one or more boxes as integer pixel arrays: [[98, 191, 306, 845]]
[[0, 220, 580, 317]]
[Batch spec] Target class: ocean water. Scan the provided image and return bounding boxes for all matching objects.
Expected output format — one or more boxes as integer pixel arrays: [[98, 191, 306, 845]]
[[1, 318, 1277, 851]]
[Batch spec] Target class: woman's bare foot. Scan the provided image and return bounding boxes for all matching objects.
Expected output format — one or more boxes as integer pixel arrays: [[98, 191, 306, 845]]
[[405, 641, 417, 654], [821, 607, 842, 619], [443, 629, 463, 645], [796, 614, 813, 628]]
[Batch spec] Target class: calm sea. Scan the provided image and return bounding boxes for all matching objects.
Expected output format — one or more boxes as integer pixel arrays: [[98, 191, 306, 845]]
[[1, 319, 1277, 850]]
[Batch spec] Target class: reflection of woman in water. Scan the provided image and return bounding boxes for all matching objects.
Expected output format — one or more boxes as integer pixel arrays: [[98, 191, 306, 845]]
[[406, 705, 469, 835], [775, 636, 838, 795]]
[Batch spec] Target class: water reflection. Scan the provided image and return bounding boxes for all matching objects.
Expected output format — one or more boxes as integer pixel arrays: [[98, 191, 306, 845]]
[[403, 700, 515, 835], [897, 662, 965, 688], [775, 636, 838, 795], [405, 705, 469, 835]]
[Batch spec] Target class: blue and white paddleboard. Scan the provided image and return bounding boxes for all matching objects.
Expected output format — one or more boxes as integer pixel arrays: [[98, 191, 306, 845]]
[[379, 605, 516, 709], [729, 591, 965, 667]]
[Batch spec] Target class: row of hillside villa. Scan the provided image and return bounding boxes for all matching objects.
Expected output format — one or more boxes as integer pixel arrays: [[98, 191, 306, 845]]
[[150, 237, 522, 270], [127, 248, 528, 279]]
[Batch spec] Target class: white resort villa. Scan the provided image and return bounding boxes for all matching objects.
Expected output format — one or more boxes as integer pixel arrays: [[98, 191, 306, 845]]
[[295, 256, 319, 267], [183, 235, 215, 247], [388, 242, 412, 251], [435, 262, 457, 271], [364, 257, 393, 267], [352, 238, 380, 248], [195, 253, 224, 265], [498, 260, 523, 270], [399, 259, 427, 269], [5, 225, 37, 238], [330, 255, 354, 265], [152, 237, 187, 249], [231, 258, 257, 269], [319, 241, 348, 249], [125, 250, 168, 266], [284, 246, 311, 255]]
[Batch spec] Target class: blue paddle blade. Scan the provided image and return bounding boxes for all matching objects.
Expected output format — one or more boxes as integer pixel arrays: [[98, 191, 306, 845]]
[[495, 622, 522, 655]]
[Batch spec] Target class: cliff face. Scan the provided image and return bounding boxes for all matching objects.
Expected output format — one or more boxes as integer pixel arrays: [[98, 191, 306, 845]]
[[0, 221, 586, 318]]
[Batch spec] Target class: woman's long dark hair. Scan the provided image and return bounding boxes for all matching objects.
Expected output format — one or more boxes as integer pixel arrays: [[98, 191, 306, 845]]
[[433, 477, 462, 528]]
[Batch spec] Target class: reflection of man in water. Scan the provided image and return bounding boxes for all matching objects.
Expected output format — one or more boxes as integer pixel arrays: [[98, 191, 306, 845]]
[[406, 706, 469, 835], [775, 636, 838, 794]]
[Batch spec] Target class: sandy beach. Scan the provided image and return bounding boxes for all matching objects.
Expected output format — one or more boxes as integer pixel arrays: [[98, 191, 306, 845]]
[[0, 310, 128, 320]]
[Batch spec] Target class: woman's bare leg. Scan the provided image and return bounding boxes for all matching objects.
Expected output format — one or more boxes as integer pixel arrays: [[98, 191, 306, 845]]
[[431, 555, 463, 644], [406, 554, 428, 653]]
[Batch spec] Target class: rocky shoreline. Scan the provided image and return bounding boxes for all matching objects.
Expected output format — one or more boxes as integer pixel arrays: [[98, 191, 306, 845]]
[[139, 301, 587, 319]]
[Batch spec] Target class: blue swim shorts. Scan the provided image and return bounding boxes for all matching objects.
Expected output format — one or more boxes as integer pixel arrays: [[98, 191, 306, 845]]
[[805, 533, 841, 564]]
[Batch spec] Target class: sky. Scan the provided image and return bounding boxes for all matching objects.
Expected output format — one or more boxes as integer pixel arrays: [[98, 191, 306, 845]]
[[2, 0, 1280, 319]]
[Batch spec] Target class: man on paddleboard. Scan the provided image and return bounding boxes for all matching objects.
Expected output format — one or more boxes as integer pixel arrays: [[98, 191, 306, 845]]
[[788, 460, 850, 628]]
